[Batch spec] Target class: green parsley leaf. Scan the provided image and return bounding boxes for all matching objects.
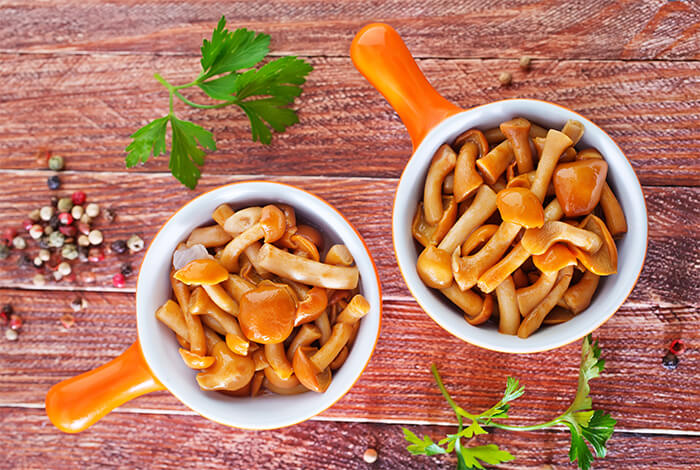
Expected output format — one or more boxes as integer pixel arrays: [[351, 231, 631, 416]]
[[581, 410, 616, 458], [460, 445, 515, 469], [566, 421, 595, 470], [198, 73, 239, 101], [125, 116, 168, 167], [402, 428, 447, 456], [200, 17, 270, 79], [169, 116, 216, 189], [571, 334, 605, 412], [238, 97, 301, 144], [234, 56, 312, 102]]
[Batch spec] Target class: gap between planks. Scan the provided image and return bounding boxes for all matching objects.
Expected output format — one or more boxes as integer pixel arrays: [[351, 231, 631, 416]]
[[3, 403, 699, 437]]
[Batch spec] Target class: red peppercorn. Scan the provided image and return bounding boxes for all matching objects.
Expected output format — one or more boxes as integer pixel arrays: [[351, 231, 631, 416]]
[[77, 222, 91, 235], [72, 191, 86, 205], [669, 339, 686, 355], [22, 219, 34, 231], [58, 212, 73, 225], [9, 314, 22, 331], [112, 273, 126, 288], [2, 228, 17, 244], [59, 225, 77, 237], [88, 247, 105, 263], [63, 272, 77, 283]]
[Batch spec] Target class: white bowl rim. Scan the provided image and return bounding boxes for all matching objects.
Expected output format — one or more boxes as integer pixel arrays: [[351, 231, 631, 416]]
[[136, 180, 382, 429], [392, 98, 648, 354]]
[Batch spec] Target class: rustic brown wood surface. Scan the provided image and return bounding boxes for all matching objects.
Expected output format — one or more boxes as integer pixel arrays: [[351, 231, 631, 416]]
[[0, 1, 699, 469]]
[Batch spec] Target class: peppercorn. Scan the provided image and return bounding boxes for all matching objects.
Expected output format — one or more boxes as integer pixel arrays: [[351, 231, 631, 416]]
[[662, 351, 679, 370], [40, 206, 55, 222], [9, 314, 22, 331], [60, 313, 75, 329], [53, 270, 63, 282], [88, 229, 103, 245], [120, 262, 134, 277], [71, 191, 86, 205], [18, 254, 32, 266], [50, 196, 59, 207], [112, 273, 126, 288], [104, 208, 116, 223], [70, 297, 83, 312], [57, 262, 72, 276], [2, 228, 17, 244], [80, 213, 91, 225], [0, 244, 9, 260], [61, 243, 79, 260], [58, 212, 73, 226], [48, 215, 59, 230], [48, 231, 65, 248], [77, 235, 90, 247], [12, 236, 27, 250], [77, 222, 91, 236], [127, 234, 144, 253], [47, 175, 61, 190], [78, 245, 89, 262], [669, 339, 686, 355], [38, 249, 50, 261], [48, 155, 64, 171], [498, 71, 512, 86], [81, 271, 96, 283], [32, 273, 46, 286], [44, 226, 54, 236], [85, 203, 100, 218], [57, 197, 73, 213], [88, 247, 105, 263], [28, 209, 40, 222], [519, 55, 532, 70], [110, 239, 127, 254], [5, 328, 18, 341], [59, 225, 77, 238], [71, 205, 84, 220], [38, 236, 50, 250], [33, 256, 43, 267], [1, 305, 12, 326], [363, 449, 378, 464]]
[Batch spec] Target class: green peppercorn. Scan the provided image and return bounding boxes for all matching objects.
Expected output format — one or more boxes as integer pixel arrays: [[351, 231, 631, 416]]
[[0, 244, 9, 260], [48, 231, 65, 248], [57, 197, 73, 213], [61, 243, 79, 260], [48, 155, 64, 171], [28, 209, 41, 222]]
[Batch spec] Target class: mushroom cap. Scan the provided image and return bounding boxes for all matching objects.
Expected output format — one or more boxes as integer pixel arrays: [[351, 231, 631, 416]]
[[532, 243, 577, 273], [292, 346, 331, 393], [553, 159, 608, 217], [223, 206, 262, 236], [178, 348, 215, 369], [570, 214, 618, 275], [521, 221, 602, 255], [497, 187, 544, 228], [291, 234, 320, 261], [464, 293, 494, 326], [196, 342, 255, 391], [416, 245, 453, 289], [260, 205, 286, 243], [173, 258, 229, 285], [295, 225, 324, 250], [412, 196, 457, 247], [294, 286, 328, 326], [461, 224, 499, 255], [238, 281, 297, 344]]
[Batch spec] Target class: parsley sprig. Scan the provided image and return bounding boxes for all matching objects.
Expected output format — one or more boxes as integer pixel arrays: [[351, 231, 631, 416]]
[[125, 16, 313, 189], [403, 335, 615, 469]]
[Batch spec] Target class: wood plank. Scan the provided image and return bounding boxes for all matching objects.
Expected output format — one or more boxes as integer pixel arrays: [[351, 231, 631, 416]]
[[1, 289, 698, 431], [0, 0, 698, 60], [4, 409, 700, 470], [0, 172, 698, 306], [0, 54, 698, 185]]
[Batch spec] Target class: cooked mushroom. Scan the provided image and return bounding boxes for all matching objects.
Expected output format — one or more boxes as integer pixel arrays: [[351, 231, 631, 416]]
[[417, 245, 453, 289], [242, 242, 271, 277], [532, 137, 576, 163], [521, 221, 602, 255], [461, 224, 499, 255], [212, 204, 235, 227], [443, 173, 454, 194], [476, 140, 514, 185], [201, 283, 238, 316], [186, 225, 232, 248], [173, 258, 229, 286], [424, 144, 457, 224], [496, 187, 544, 228], [543, 306, 576, 325], [188, 287, 249, 356], [252, 349, 269, 371], [196, 340, 256, 392], [263, 367, 307, 395], [250, 370, 265, 397], [517, 266, 574, 338], [530, 130, 573, 201], [438, 185, 498, 253], [485, 122, 547, 145], [412, 196, 457, 247], [324, 244, 354, 266], [532, 243, 577, 274], [178, 348, 215, 369], [292, 322, 353, 393], [495, 277, 520, 335], [291, 233, 320, 261], [296, 225, 324, 249], [440, 284, 483, 318], [264, 342, 294, 379], [453, 128, 489, 155], [315, 311, 332, 345], [330, 346, 349, 370], [464, 293, 494, 326], [238, 281, 297, 344], [336, 294, 370, 324], [500, 118, 533, 173], [512, 268, 529, 288], [453, 142, 484, 202], [562, 269, 600, 313], [223, 206, 262, 236], [220, 205, 286, 271], [516, 270, 558, 316], [171, 271, 206, 357], [294, 286, 328, 326], [561, 119, 585, 145], [569, 214, 618, 275], [223, 274, 255, 303], [286, 324, 322, 361], [553, 159, 608, 217], [257, 243, 359, 290]]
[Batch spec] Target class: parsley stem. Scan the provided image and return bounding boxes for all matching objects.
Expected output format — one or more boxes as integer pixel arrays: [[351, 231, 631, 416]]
[[173, 90, 236, 109], [485, 416, 565, 432], [431, 364, 463, 429]]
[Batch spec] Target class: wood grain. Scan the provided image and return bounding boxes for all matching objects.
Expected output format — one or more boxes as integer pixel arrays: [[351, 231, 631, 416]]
[[0, 0, 698, 60], [0, 173, 698, 306], [0, 54, 698, 185], [1, 288, 698, 430], [3, 408, 700, 469]]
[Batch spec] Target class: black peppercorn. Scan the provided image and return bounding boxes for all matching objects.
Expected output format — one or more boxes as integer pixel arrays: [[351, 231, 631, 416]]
[[38, 236, 50, 249], [18, 253, 32, 266], [50, 196, 59, 207], [47, 175, 61, 190], [662, 351, 679, 370], [1, 304, 12, 316], [120, 262, 134, 277], [110, 239, 127, 254], [49, 214, 60, 230]]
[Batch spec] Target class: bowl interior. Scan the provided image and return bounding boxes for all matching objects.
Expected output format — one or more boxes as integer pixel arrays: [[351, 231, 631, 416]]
[[393, 99, 647, 353], [137, 181, 381, 429]]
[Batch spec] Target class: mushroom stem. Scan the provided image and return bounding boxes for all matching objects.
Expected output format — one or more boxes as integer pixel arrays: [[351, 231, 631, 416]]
[[257, 243, 359, 290], [496, 277, 520, 335], [518, 266, 574, 338], [243, 241, 271, 276], [530, 130, 573, 202], [286, 324, 322, 361], [453, 142, 483, 202], [336, 294, 370, 324], [201, 283, 239, 316], [223, 206, 262, 236], [500, 118, 534, 173], [311, 322, 353, 371], [476, 140, 514, 185], [314, 312, 331, 345], [561, 119, 585, 145], [563, 269, 600, 314], [440, 284, 483, 317], [324, 245, 354, 266], [223, 275, 255, 303], [264, 343, 294, 380], [171, 272, 206, 357], [438, 184, 498, 254], [213, 204, 235, 227], [516, 270, 558, 316], [196, 341, 255, 391], [521, 221, 602, 255], [186, 225, 232, 248], [424, 144, 457, 224]]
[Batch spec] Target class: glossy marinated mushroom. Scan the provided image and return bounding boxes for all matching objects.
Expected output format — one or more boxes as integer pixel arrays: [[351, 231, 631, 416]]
[[476, 140, 513, 185], [521, 221, 602, 255], [496, 187, 544, 228], [440, 284, 484, 318], [223, 206, 262, 235], [286, 324, 322, 361], [238, 281, 297, 344], [220, 205, 286, 271], [453, 142, 484, 202], [417, 245, 453, 289], [561, 119, 585, 145], [500, 118, 533, 173], [563, 269, 600, 314], [532, 243, 577, 274], [553, 159, 608, 217], [495, 277, 520, 335], [294, 286, 328, 326], [173, 258, 229, 285], [438, 185, 498, 254], [424, 144, 457, 224], [292, 323, 353, 393], [212, 204, 235, 227], [196, 341, 256, 392], [178, 348, 215, 369], [263, 367, 308, 395], [171, 271, 206, 357], [464, 293, 494, 326], [189, 287, 248, 355], [569, 215, 618, 275], [336, 294, 370, 324], [461, 224, 498, 255], [516, 270, 558, 316], [412, 197, 457, 247], [264, 343, 294, 379], [517, 266, 574, 338], [324, 245, 354, 266], [257, 243, 359, 290], [530, 130, 573, 201], [223, 274, 255, 303], [186, 225, 232, 247]]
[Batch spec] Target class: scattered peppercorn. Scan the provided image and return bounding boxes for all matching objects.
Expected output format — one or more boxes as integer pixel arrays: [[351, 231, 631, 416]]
[[662, 351, 679, 370], [2, 228, 17, 244], [57, 197, 73, 213], [38, 236, 50, 249], [72, 191, 86, 205], [85, 203, 100, 218], [12, 236, 27, 250], [71, 205, 84, 220], [60, 313, 75, 329], [59, 225, 77, 238], [47, 175, 61, 190], [57, 262, 72, 276], [127, 234, 144, 253], [70, 297, 83, 312], [80, 213, 91, 225], [5, 328, 18, 341], [77, 222, 91, 235], [519, 55, 532, 70], [78, 245, 90, 262], [498, 71, 512, 86], [111, 239, 127, 254], [81, 271, 96, 284], [363, 448, 378, 464], [40, 206, 55, 222], [1, 305, 12, 326], [88, 229, 103, 246], [48, 231, 65, 248], [0, 245, 9, 260], [104, 208, 116, 223], [61, 243, 79, 260], [112, 273, 126, 288], [32, 273, 46, 286], [28, 209, 40, 222], [120, 262, 134, 277], [48, 155, 64, 171], [48, 214, 60, 230], [38, 249, 50, 261], [77, 235, 90, 247], [9, 314, 22, 331], [33, 256, 43, 267], [58, 212, 74, 226], [52, 271, 63, 282], [88, 247, 105, 263], [669, 339, 686, 355]]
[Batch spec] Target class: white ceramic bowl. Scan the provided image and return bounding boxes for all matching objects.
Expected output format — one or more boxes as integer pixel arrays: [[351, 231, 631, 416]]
[[393, 100, 648, 353]]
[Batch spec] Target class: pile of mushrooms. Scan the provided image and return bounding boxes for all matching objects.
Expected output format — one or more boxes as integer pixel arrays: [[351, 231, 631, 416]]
[[156, 203, 370, 396], [413, 118, 626, 338]]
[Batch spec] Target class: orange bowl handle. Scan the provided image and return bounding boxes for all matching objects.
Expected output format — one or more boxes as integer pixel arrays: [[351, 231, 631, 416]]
[[350, 23, 463, 150], [45, 340, 164, 433]]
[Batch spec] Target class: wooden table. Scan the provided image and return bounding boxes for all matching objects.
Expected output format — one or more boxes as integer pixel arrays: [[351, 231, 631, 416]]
[[1, 1, 699, 468]]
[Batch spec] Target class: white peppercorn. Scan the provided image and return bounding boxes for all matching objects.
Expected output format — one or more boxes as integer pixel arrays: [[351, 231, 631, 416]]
[[88, 229, 103, 245], [40, 206, 55, 221], [33, 256, 43, 267], [80, 213, 92, 224], [29, 209, 41, 222], [29, 225, 43, 240], [12, 236, 26, 250], [127, 234, 144, 252], [61, 243, 79, 260], [5, 328, 18, 341], [71, 205, 84, 220], [32, 273, 46, 286], [499, 71, 512, 86], [85, 203, 100, 218], [39, 249, 50, 261], [48, 231, 65, 248], [77, 234, 90, 247], [363, 448, 378, 464], [53, 271, 63, 282], [57, 262, 72, 276], [519, 55, 532, 70], [48, 155, 64, 171], [43, 225, 54, 236]]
